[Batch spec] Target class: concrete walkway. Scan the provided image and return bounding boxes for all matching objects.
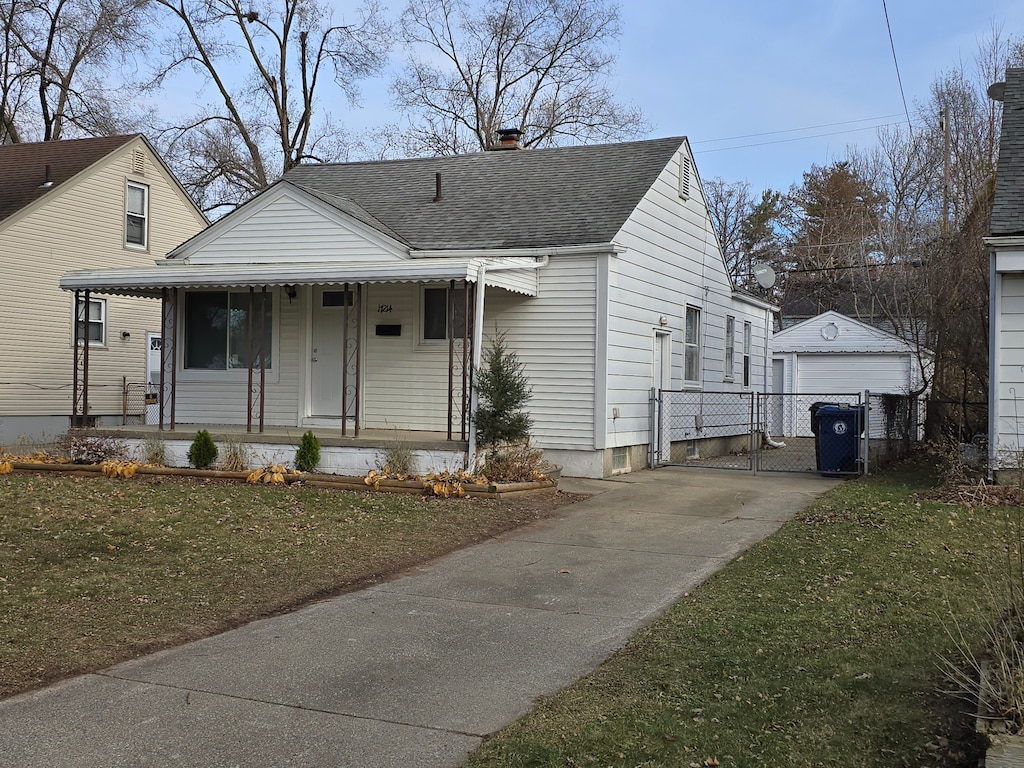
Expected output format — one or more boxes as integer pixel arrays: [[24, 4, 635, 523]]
[[0, 468, 838, 767]]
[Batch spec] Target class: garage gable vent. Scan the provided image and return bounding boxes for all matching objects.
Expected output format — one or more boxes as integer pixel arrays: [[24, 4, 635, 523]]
[[678, 154, 691, 201]]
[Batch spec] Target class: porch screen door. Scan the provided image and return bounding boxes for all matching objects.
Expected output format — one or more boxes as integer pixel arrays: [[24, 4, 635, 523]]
[[311, 286, 359, 418]]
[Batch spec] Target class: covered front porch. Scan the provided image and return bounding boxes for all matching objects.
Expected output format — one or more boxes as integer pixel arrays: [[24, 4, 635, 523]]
[[60, 255, 545, 471]]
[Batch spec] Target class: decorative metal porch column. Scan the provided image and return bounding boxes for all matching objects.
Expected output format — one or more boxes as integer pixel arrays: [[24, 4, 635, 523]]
[[71, 289, 90, 427], [246, 286, 268, 433], [447, 280, 474, 441], [158, 287, 178, 430], [341, 283, 362, 436]]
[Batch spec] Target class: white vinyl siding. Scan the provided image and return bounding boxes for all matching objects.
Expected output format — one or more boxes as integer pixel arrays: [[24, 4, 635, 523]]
[[995, 274, 1024, 465], [0, 138, 206, 419], [605, 144, 770, 451]]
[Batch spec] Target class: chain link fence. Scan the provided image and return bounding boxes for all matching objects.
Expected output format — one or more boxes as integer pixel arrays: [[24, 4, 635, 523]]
[[653, 389, 923, 475]]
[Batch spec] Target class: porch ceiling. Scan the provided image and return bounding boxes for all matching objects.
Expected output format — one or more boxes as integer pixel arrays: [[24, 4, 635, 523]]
[[59, 256, 540, 298]]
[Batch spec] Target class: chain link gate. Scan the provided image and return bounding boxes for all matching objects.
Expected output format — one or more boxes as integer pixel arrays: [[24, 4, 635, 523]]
[[650, 390, 756, 471]]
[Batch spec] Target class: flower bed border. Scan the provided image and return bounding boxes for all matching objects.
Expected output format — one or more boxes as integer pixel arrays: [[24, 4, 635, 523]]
[[3, 462, 557, 499]]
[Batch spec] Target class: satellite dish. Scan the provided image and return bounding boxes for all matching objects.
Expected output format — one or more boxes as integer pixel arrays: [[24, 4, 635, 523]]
[[753, 263, 776, 290], [988, 81, 1006, 102]]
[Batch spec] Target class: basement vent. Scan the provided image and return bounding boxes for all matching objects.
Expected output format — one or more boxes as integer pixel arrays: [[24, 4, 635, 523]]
[[678, 154, 691, 201], [132, 149, 145, 175], [612, 446, 629, 472]]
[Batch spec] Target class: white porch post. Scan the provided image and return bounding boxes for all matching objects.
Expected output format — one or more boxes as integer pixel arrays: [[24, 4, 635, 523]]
[[467, 267, 487, 468]]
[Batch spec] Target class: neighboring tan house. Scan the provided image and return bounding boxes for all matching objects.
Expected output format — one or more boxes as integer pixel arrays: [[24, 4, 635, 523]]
[[60, 135, 773, 478], [0, 135, 207, 444]]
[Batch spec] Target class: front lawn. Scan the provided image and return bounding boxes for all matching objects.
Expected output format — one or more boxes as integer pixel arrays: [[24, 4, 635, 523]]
[[0, 472, 577, 698], [468, 463, 1004, 767]]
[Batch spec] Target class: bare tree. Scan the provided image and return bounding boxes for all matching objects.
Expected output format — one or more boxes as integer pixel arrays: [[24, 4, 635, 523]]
[[705, 177, 752, 284], [0, 0, 149, 142], [389, 0, 646, 156], [149, 0, 389, 213]]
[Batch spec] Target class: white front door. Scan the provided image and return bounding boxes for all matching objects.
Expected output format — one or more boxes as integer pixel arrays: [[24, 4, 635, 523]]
[[311, 286, 359, 417]]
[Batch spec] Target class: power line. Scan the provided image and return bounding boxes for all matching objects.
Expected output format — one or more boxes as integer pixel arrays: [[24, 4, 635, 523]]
[[691, 114, 906, 145], [693, 119, 919, 154], [882, 0, 913, 131]]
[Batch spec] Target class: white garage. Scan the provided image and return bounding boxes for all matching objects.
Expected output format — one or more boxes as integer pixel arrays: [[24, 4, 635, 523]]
[[771, 311, 928, 437]]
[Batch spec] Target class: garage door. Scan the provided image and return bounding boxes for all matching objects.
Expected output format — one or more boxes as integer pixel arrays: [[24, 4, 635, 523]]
[[797, 354, 910, 393]]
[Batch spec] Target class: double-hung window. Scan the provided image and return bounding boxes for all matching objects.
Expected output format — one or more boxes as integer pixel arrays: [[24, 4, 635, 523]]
[[724, 315, 735, 379], [423, 286, 468, 341], [743, 321, 752, 387], [126, 182, 148, 248], [684, 305, 701, 385], [184, 291, 273, 370], [75, 297, 106, 345]]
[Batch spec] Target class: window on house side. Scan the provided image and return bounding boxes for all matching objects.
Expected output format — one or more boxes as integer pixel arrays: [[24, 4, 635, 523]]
[[684, 305, 701, 384], [76, 297, 106, 345], [126, 182, 148, 248], [423, 286, 468, 341], [184, 291, 273, 370], [724, 315, 735, 379], [743, 321, 752, 387]]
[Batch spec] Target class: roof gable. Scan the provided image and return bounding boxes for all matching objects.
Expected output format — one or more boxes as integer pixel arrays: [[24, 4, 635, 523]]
[[282, 137, 686, 250], [773, 310, 916, 354], [992, 68, 1024, 236], [0, 135, 138, 225], [168, 182, 408, 263]]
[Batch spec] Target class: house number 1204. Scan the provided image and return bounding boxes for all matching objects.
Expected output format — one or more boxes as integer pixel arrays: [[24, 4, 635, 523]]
[[377, 304, 392, 313]]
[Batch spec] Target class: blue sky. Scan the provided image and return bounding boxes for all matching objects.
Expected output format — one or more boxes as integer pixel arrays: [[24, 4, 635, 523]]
[[340, 0, 1024, 195]]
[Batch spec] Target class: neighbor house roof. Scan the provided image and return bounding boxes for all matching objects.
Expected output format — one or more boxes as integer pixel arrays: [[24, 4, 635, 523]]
[[0, 134, 138, 225], [280, 136, 687, 251], [992, 68, 1024, 236]]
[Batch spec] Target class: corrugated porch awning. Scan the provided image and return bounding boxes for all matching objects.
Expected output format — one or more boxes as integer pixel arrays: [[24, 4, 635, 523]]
[[59, 256, 541, 297]]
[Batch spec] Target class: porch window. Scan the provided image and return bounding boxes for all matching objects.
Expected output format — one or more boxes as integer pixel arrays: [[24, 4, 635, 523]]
[[75, 297, 106, 345], [423, 286, 468, 341], [684, 305, 701, 384], [184, 291, 272, 370], [743, 321, 752, 387], [724, 315, 735, 379]]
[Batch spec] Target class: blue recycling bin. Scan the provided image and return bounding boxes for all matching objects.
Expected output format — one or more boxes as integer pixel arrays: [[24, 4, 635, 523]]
[[816, 404, 864, 476]]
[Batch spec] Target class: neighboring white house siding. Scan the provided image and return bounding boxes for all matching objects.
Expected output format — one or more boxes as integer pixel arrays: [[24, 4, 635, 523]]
[[996, 274, 1024, 463], [0, 140, 206, 420], [182, 190, 401, 264], [605, 147, 768, 449]]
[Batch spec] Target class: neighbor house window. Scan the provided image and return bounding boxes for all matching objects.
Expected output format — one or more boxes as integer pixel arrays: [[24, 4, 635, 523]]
[[184, 291, 273, 370], [423, 286, 468, 341], [684, 305, 701, 384], [724, 315, 735, 379], [75, 297, 106, 345], [743, 321, 752, 387], [126, 181, 148, 248]]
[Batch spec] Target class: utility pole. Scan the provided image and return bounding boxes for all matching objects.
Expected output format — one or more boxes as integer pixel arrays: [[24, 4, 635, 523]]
[[940, 107, 951, 237]]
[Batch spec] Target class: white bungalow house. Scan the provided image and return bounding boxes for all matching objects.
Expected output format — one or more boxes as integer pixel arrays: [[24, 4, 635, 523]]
[[0, 135, 207, 444], [988, 68, 1024, 479], [60, 135, 773, 478], [771, 311, 929, 438]]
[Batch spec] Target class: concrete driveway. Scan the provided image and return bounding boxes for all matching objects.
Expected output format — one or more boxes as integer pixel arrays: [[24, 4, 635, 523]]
[[0, 467, 838, 767]]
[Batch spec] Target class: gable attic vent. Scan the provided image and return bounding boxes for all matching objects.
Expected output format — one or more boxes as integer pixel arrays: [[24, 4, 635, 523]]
[[131, 148, 145, 175], [678, 154, 692, 201]]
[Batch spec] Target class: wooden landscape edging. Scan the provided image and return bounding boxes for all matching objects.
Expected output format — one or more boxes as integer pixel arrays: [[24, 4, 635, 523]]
[[4, 462, 557, 497]]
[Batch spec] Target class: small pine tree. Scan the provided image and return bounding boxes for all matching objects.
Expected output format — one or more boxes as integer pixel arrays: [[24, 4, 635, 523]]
[[474, 332, 533, 448], [294, 430, 321, 472], [187, 429, 218, 469]]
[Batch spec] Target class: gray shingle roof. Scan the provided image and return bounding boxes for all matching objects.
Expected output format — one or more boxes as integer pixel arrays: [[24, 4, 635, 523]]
[[282, 137, 686, 250], [992, 68, 1024, 236], [0, 135, 137, 226]]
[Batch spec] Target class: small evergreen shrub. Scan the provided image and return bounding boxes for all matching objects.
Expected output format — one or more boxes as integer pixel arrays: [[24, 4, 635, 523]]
[[294, 430, 321, 472], [187, 429, 218, 469], [474, 332, 533, 448]]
